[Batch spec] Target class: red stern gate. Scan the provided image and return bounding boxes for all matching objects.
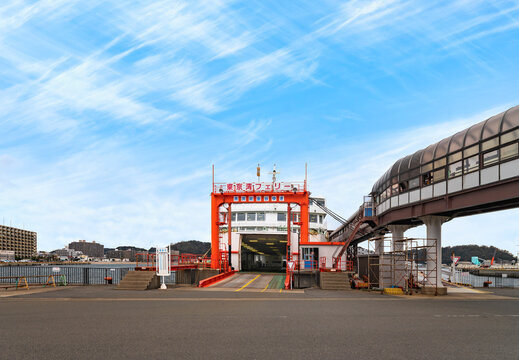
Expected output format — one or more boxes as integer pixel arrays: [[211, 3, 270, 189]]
[[211, 173, 309, 271]]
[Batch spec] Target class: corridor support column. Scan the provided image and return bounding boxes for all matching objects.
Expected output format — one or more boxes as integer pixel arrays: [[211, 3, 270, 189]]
[[387, 225, 412, 287], [373, 236, 389, 289], [387, 225, 411, 252], [420, 216, 449, 293], [374, 237, 384, 255]]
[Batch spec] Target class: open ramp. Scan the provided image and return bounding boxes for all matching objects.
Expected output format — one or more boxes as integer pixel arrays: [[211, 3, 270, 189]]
[[208, 273, 285, 292]]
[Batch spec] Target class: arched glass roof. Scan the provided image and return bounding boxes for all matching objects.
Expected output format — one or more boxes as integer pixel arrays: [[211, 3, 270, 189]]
[[397, 154, 413, 173], [434, 137, 450, 159], [502, 106, 519, 132], [464, 121, 485, 147], [481, 113, 502, 140], [448, 129, 466, 153], [371, 105, 519, 194]]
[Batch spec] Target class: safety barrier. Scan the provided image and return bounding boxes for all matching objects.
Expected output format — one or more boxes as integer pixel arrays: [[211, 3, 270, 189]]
[[0, 266, 132, 285], [332, 258, 354, 271], [0, 274, 67, 290], [198, 270, 236, 288], [220, 252, 229, 272], [319, 256, 326, 269], [292, 259, 318, 271], [383, 287, 404, 295], [135, 253, 211, 270], [287, 258, 355, 272]]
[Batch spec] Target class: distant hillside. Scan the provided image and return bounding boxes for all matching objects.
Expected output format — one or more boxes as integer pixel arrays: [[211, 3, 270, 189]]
[[442, 245, 516, 264], [170, 240, 211, 255]]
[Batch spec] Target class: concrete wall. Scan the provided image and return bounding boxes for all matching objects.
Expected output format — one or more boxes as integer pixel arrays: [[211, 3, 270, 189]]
[[176, 269, 219, 285], [293, 272, 319, 289]]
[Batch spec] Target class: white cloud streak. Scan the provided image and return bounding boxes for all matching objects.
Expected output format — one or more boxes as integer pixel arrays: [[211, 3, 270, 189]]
[[1, 0, 518, 255]]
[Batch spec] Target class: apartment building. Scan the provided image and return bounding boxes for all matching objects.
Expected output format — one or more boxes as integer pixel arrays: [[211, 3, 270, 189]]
[[0, 225, 37, 259], [68, 240, 104, 258]]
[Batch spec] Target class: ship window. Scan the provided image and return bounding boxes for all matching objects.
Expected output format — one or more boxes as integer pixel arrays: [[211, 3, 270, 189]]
[[248, 196, 254, 202], [501, 143, 518, 161], [482, 137, 499, 151], [257, 213, 265, 221], [231, 213, 236, 221], [277, 213, 286, 222], [448, 161, 462, 178], [256, 196, 261, 202], [463, 155, 479, 173], [448, 151, 462, 163], [247, 213, 256, 221], [237, 213, 245, 221], [241, 196, 246, 202], [319, 215, 324, 224], [483, 150, 499, 167], [409, 177, 420, 189], [463, 145, 479, 158], [310, 214, 318, 223], [501, 129, 519, 144]]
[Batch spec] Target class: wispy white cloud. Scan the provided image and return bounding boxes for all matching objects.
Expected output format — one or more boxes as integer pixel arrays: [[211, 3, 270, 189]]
[[0, 0, 518, 255], [0, 0, 79, 31], [172, 48, 319, 112], [119, 0, 256, 60]]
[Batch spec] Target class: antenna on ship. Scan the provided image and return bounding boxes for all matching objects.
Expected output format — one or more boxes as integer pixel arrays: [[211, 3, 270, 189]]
[[269, 164, 280, 183], [257, 163, 261, 182]]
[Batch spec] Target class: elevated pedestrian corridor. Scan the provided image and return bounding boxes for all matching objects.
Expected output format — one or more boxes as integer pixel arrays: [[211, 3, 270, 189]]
[[331, 105, 519, 244], [329, 105, 519, 289], [205, 272, 286, 292]]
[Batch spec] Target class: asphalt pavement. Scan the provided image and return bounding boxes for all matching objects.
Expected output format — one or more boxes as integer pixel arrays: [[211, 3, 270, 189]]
[[1, 286, 519, 360]]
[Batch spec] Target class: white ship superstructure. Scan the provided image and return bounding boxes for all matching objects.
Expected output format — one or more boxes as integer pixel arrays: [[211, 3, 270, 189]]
[[220, 196, 347, 271]]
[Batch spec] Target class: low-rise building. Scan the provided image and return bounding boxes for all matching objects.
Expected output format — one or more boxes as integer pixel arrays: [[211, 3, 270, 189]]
[[105, 246, 147, 261], [68, 240, 104, 258], [0, 250, 15, 261], [51, 247, 84, 260]]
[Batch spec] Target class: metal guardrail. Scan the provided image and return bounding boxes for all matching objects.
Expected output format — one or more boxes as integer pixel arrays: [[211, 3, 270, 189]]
[[0, 275, 67, 290], [0, 266, 135, 285], [331, 258, 354, 271], [135, 253, 211, 270], [449, 270, 519, 288]]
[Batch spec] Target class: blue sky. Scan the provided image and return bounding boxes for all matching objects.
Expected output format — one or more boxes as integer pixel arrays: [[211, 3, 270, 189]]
[[1, 0, 519, 254]]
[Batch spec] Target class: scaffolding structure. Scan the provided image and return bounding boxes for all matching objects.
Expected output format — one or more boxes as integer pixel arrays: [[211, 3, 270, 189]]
[[366, 236, 438, 295]]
